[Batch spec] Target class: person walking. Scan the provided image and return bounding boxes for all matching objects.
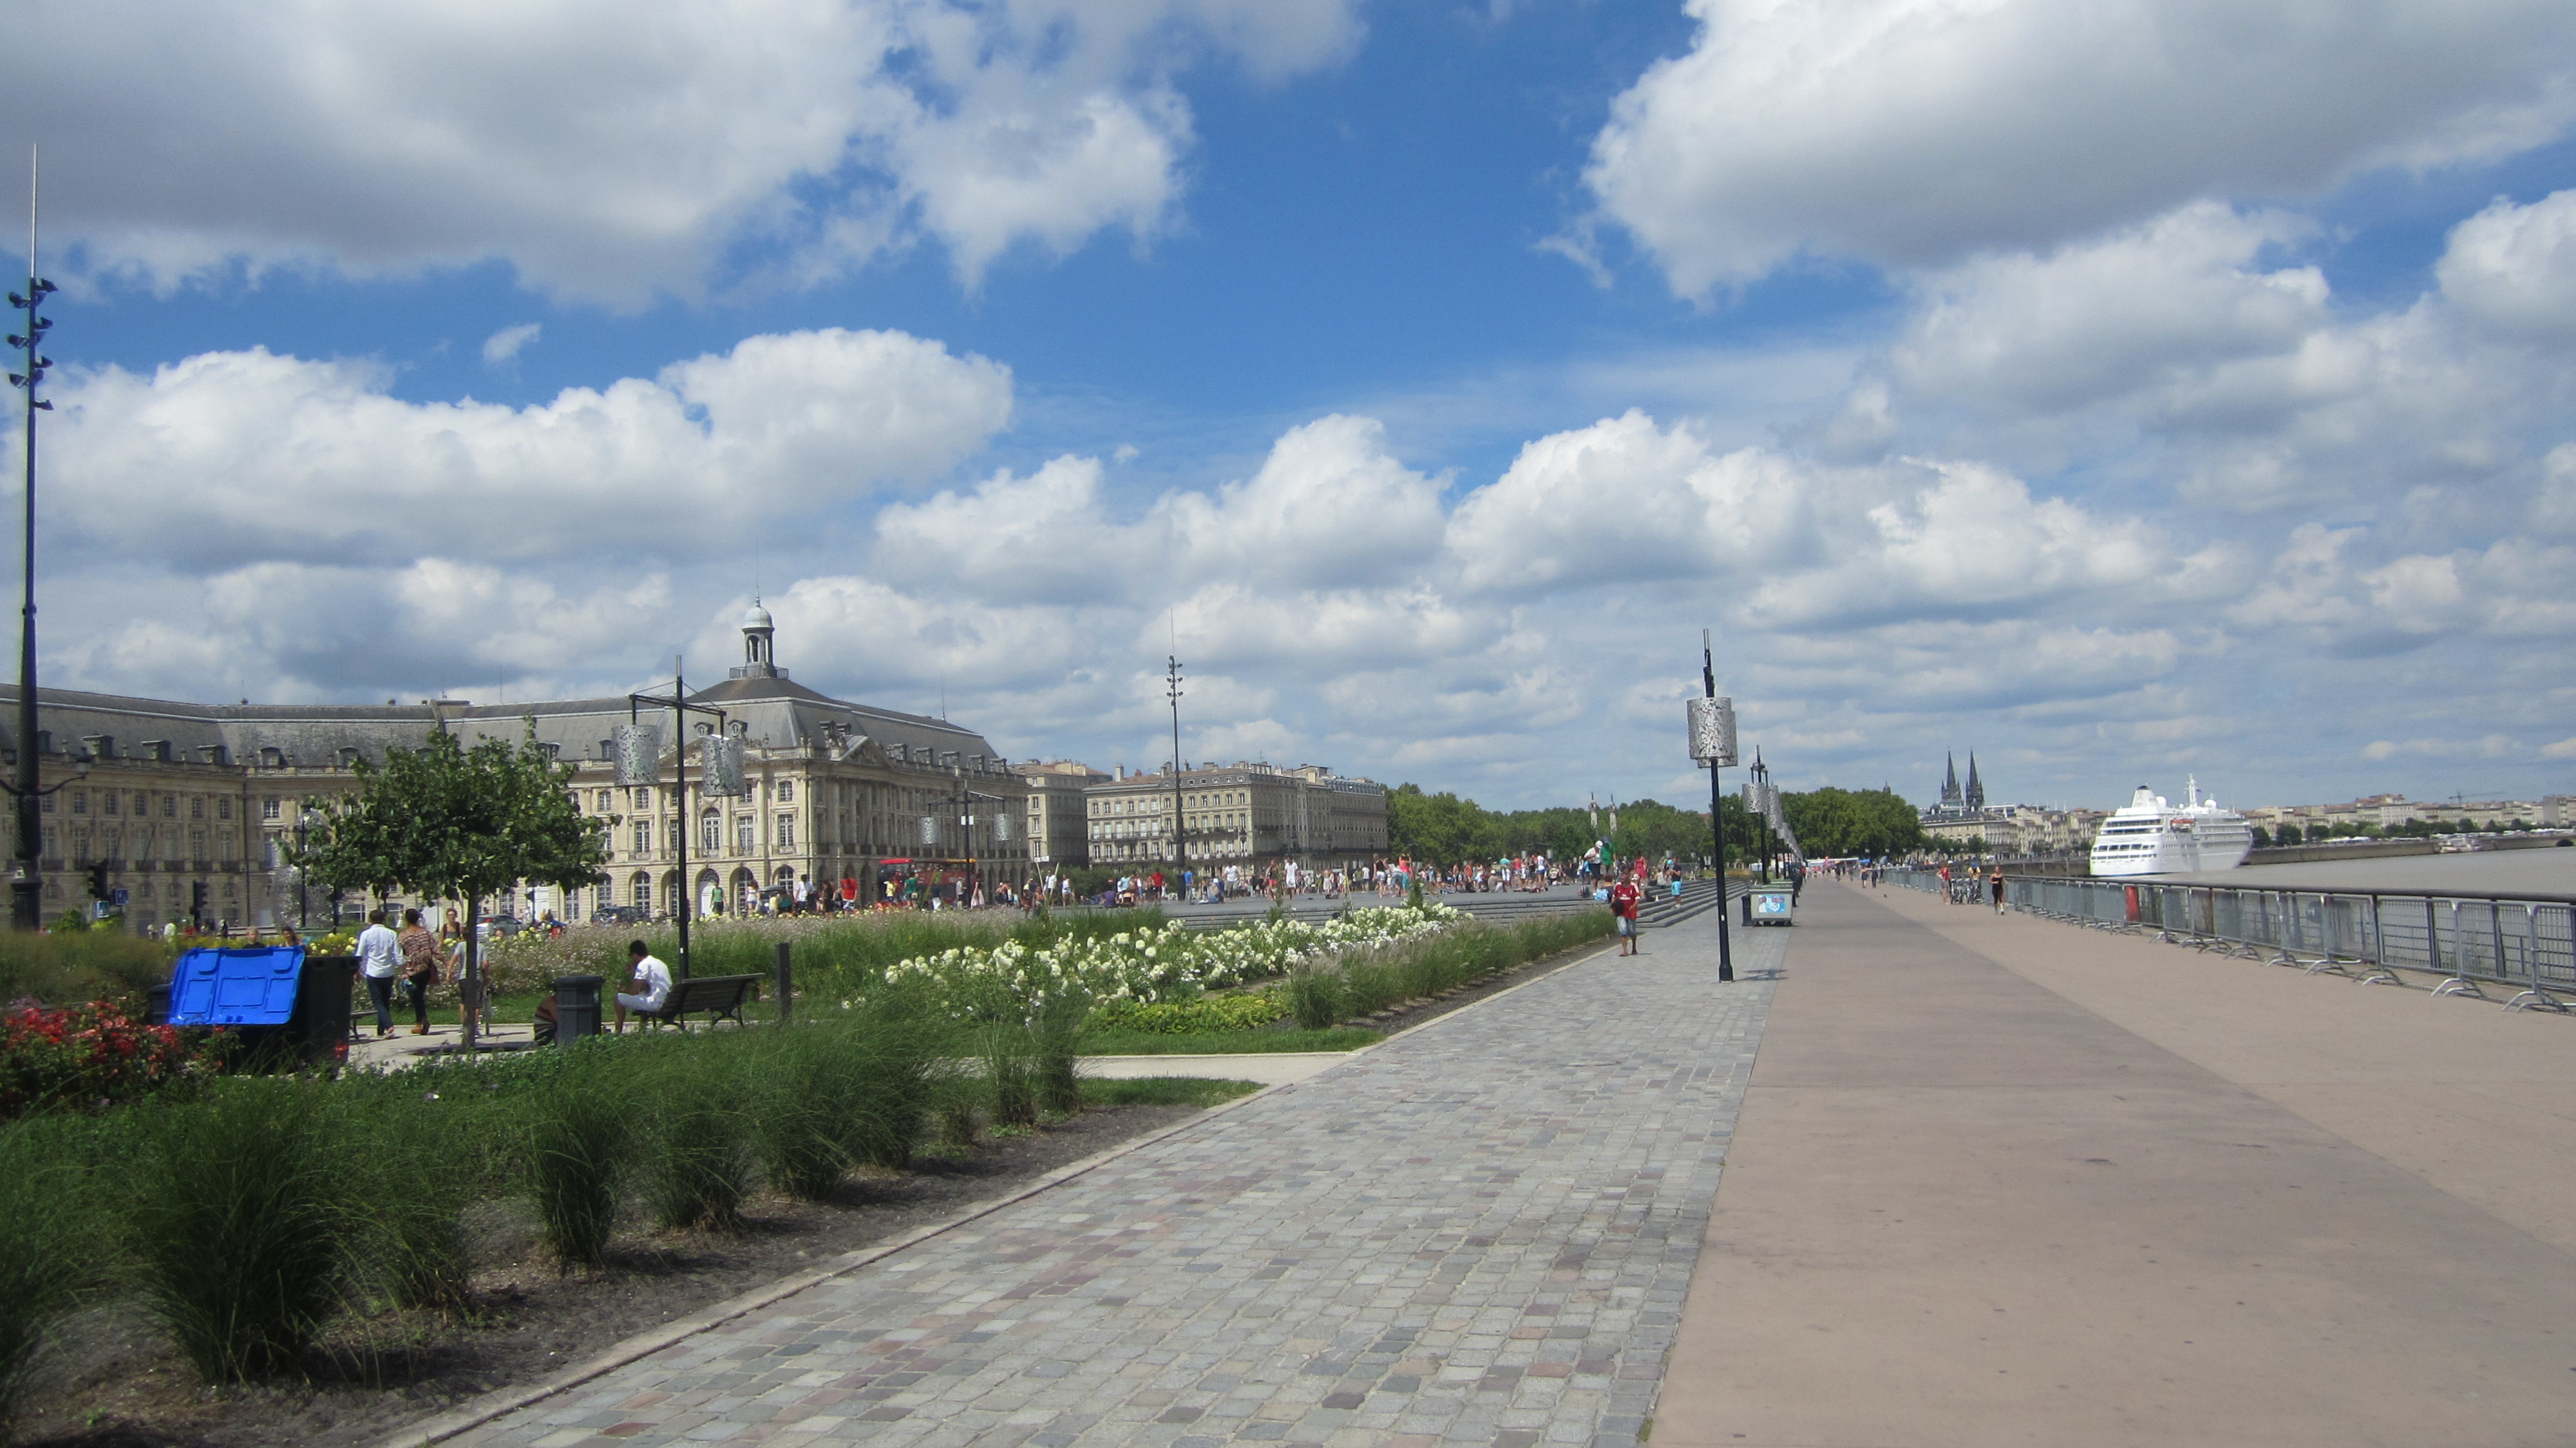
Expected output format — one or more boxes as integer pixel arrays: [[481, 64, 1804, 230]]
[[355, 908, 401, 1038], [397, 907, 441, 1036], [1991, 870, 2007, 915], [1611, 875, 1642, 956]]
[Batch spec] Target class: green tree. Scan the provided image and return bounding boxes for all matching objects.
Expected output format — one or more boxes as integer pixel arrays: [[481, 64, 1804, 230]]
[[290, 723, 609, 1048], [1779, 786, 1926, 858]]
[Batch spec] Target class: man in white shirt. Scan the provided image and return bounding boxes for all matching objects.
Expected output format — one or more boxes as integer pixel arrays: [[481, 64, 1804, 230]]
[[612, 938, 673, 1033], [354, 908, 401, 1038]]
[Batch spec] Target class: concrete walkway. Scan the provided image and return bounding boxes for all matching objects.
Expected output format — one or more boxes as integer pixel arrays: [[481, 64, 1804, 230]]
[[1658, 880, 2576, 1448], [444, 913, 1779, 1448]]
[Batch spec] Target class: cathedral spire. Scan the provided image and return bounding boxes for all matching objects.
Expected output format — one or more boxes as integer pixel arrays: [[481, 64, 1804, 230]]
[[1965, 752, 1985, 810], [1940, 751, 1961, 808]]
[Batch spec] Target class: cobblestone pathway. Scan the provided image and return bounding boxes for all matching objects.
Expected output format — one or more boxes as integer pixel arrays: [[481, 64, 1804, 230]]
[[457, 915, 1782, 1448]]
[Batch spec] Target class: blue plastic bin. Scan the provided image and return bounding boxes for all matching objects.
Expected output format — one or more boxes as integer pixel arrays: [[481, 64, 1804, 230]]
[[167, 946, 307, 1027]]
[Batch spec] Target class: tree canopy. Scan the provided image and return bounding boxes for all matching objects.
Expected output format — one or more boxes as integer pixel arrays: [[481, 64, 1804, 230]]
[[290, 724, 609, 913], [1383, 779, 1922, 866], [1383, 782, 1781, 866], [1777, 785, 1925, 857]]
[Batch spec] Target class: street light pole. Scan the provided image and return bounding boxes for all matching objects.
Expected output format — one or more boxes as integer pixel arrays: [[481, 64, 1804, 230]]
[[1750, 748, 1772, 884], [1697, 629, 1736, 983], [1166, 654, 1184, 897], [629, 659, 726, 982], [7, 152, 55, 931]]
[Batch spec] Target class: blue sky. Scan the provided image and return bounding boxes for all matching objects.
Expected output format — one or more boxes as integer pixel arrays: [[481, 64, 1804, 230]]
[[12, 0, 2576, 817]]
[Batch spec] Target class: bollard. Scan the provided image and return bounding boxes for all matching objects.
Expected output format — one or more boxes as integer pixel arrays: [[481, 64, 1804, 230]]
[[775, 942, 793, 1024], [553, 974, 604, 1042]]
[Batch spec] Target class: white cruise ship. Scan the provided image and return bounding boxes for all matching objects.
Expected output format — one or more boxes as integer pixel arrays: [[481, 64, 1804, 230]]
[[2088, 778, 2255, 877]]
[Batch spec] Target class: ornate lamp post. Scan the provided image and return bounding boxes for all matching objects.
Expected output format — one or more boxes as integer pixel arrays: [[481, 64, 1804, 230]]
[[294, 806, 323, 930], [1165, 654, 1185, 892], [1686, 629, 1737, 983], [1748, 748, 1773, 884], [623, 658, 731, 982], [6, 155, 55, 930]]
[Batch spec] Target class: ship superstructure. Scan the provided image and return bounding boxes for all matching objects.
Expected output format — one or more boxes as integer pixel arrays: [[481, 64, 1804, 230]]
[[2089, 777, 2254, 877]]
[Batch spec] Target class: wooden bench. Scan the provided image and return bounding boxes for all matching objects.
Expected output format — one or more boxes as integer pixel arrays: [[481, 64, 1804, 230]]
[[636, 973, 762, 1029]]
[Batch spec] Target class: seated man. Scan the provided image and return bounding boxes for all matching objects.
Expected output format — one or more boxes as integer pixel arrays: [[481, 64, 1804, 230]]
[[611, 938, 672, 1033]]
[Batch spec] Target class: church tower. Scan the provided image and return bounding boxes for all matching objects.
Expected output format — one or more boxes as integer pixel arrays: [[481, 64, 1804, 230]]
[[1965, 752, 1985, 810], [1940, 752, 1962, 809]]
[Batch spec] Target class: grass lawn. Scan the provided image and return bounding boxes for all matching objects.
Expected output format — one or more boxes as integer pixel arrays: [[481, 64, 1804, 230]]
[[1074, 1027, 1382, 1055], [1079, 1077, 1265, 1108]]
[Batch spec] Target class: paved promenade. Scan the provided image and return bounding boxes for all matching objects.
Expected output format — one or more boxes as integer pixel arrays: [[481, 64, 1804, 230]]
[[1658, 879, 2576, 1448], [448, 914, 1781, 1448]]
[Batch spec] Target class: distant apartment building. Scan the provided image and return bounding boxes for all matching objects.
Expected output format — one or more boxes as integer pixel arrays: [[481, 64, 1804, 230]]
[[1014, 759, 1109, 869], [1084, 761, 1388, 873], [2249, 794, 2557, 834]]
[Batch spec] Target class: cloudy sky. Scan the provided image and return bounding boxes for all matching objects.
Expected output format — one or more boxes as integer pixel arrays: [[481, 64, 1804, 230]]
[[10, 0, 2576, 814]]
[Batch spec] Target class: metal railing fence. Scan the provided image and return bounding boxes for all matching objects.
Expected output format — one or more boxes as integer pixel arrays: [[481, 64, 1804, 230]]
[[2004, 874, 2576, 1011], [1889, 866, 1989, 906]]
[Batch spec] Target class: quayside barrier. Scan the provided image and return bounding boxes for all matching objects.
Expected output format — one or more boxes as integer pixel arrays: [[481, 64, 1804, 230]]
[[1915, 868, 2576, 1013]]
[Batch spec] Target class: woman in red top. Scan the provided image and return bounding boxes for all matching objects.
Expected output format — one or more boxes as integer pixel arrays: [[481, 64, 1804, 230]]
[[1611, 877, 1642, 955]]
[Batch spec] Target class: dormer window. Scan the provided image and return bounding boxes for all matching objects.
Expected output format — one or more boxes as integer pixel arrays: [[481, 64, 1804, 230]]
[[260, 747, 285, 768]]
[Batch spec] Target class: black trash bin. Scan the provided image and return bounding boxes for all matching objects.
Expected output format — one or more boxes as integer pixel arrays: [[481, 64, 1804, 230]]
[[552, 974, 604, 1043], [289, 955, 361, 1065]]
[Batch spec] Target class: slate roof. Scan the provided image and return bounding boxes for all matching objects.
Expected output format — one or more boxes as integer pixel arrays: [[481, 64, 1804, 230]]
[[0, 673, 1008, 775]]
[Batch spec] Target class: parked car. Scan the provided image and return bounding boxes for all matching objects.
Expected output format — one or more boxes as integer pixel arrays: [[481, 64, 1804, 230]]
[[589, 904, 650, 926]]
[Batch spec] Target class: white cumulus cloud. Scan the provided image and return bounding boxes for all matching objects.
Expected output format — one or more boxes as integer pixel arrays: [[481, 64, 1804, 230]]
[[23, 0, 1362, 303], [37, 329, 1012, 569], [1584, 0, 2576, 294]]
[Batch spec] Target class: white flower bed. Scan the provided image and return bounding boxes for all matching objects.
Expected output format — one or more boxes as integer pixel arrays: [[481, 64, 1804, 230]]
[[886, 902, 1463, 1018]]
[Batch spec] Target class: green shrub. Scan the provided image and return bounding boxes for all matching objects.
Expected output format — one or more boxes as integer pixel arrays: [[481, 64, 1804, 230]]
[[1086, 994, 1285, 1034], [1, 998, 209, 1120], [125, 1082, 355, 1383], [1080, 1077, 1264, 1108], [0, 1116, 111, 1422], [0, 929, 175, 1011]]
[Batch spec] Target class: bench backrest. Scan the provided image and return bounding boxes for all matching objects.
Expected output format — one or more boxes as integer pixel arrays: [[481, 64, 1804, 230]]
[[661, 973, 761, 1009]]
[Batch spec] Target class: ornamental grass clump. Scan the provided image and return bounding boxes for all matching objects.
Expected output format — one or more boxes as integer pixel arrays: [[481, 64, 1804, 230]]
[[522, 1053, 630, 1270], [0, 1116, 110, 1424], [124, 1081, 356, 1383], [340, 1088, 480, 1315], [639, 1047, 755, 1232], [979, 1024, 1039, 1130], [750, 1009, 946, 1196], [1030, 993, 1086, 1117], [1283, 968, 1342, 1031]]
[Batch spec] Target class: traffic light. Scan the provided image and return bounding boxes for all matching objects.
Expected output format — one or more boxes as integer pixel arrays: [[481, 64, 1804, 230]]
[[86, 862, 109, 901]]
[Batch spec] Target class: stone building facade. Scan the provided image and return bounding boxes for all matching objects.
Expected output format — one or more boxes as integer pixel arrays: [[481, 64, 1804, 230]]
[[1014, 760, 1108, 869], [1083, 761, 1387, 874], [0, 608, 1028, 928]]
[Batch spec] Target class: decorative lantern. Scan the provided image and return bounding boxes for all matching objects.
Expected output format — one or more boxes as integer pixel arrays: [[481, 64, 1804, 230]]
[[919, 814, 939, 847], [1686, 696, 1737, 767], [612, 724, 661, 785], [699, 733, 748, 798]]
